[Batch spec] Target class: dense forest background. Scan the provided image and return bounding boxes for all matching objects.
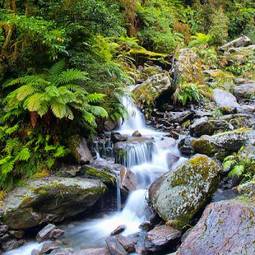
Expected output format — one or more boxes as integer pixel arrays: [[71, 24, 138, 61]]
[[0, 0, 254, 191]]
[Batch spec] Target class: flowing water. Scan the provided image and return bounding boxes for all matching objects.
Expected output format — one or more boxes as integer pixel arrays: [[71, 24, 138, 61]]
[[5, 94, 185, 255]]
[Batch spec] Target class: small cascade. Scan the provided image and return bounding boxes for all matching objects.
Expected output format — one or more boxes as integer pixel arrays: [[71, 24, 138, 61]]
[[115, 141, 154, 168]]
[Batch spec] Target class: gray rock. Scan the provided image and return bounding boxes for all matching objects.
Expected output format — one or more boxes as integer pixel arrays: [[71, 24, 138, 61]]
[[234, 82, 255, 99], [3, 177, 106, 230], [106, 236, 128, 255], [149, 155, 222, 229], [147, 225, 181, 248], [132, 130, 142, 137], [116, 235, 136, 253], [67, 135, 93, 164], [2, 239, 25, 251], [111, 132, 128, 143], [212, 89, 239, 113], [219, 35, 251, 52], [178, 136, 194, 156], [190, 114, 254, 137], [166, 111, 193, 124], [177, 199, 255, 255], [36, 224, 64, 242], [111, 225, 126, 236], [192, 129, 255, 160]]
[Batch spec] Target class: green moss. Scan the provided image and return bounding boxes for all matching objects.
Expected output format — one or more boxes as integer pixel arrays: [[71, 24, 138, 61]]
[[82, 166, 116, 185]]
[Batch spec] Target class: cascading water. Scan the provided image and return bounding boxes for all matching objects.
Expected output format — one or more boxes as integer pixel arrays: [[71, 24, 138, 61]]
[[5, 93, 185, 255]]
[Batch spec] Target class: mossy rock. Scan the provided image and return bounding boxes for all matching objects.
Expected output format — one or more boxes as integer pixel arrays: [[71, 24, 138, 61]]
[[149, 154, 222, 229], [192, 129, 255, 160], [81, 165, 116, 185], [3, 177, 106, 230]]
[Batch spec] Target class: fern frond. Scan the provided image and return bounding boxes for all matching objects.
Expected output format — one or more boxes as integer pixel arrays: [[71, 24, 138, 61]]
[[83, 111, 96, 126], [15, 85, 38, 101], [56, 69, 88, 85], [88, 105, 108, 118], [15, 148, 31, 161], [86, 93, 106, 103], [51, 101, 67, 119], [48, 60, 65, 76]]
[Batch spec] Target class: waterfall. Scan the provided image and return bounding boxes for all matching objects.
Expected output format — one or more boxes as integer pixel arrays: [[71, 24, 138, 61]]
[[6, 93, 185, 254]]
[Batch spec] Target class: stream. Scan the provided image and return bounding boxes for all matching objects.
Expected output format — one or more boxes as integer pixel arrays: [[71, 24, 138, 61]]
[[5, 94, 186, 255]]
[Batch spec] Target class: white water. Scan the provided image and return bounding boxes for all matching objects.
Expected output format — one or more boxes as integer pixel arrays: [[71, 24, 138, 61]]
[[5, 94, 184, 254]]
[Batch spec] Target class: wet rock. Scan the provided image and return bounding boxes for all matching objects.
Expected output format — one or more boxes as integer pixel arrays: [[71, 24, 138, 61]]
[[133, 72, 173, 109], [3, 177, 106, 230], [9, 230, 24, 239], [57, 165, 82, 177], [120, 167, 137, 192], [147, 225, 181, 251], [166, 111, 193, 124], [104, 120, 118, 132], [106, 236, 128, 255], [237, 179, 255, 197], [192, 129, 255, 160], [149, 155, 221, 229], [177, 199, 255, 255], [81, 164, 116, 185], [36, 224, 64, 242], [111, 225, 126, 236], [139, 221, 153, 231], [32, 241, 60, 255], [111, 132, 128, 144], [219, 35, 251, 52], [212, 89, 239, 113], [178, 136, 194, 156], [166, 153, 180, 169], [67, 135, 93, 164], [116, 235, 136, 253], [76, 248, 110, 255], [132, 130, 142, 137], [2, 239, 25, 251], [234, 82, 255, 99]]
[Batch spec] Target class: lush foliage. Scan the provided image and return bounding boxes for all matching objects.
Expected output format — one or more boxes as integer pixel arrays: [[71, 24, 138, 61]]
[[0, 0, 254, 189]]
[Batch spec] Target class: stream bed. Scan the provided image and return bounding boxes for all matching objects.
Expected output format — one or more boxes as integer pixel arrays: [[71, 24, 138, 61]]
[[5, 95, 186, 255]]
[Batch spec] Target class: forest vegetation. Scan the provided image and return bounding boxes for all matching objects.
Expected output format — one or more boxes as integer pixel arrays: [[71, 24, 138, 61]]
[[0, 0, 254, 191]]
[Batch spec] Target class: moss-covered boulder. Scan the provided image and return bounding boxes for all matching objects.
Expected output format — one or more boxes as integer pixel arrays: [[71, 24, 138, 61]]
[[149, 155, 222, 229], [81, 164, 116, 185], [190, 114, 254, 137], [3, 177, 106, 230], [177, 198, 255, 255], [133, 72, 173, 110], [192, 129, 255, 160]]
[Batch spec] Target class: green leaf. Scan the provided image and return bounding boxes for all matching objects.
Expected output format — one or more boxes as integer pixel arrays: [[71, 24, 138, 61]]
[[15, 148, 31, 161], [51, 101, 67, 119], [228, 164, 245, 178]]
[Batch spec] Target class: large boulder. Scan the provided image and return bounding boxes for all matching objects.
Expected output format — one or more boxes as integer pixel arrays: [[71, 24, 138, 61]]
[[177, 198, 255, 255], [219, 35, 251, 52], [149, 155, 221, 229], [192, 129, 255, 160], [3, 177, 106, 230], [133, 72, 173, 109], [234, 82, 255, 100], [212, 89, 239, 113], [190, 114, 254, 137]]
